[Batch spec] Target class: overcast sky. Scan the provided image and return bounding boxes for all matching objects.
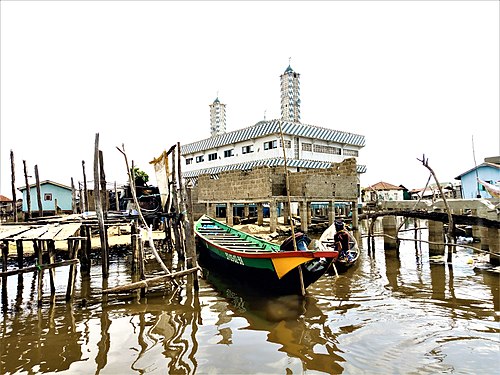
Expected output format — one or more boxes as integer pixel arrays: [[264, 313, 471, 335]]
[[1, 1, 499, 198]]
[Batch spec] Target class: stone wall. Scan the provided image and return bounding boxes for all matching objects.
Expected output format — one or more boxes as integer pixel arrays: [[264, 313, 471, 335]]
[[194, 158, 359, 202], [288, 158, 359, 201], [196, 167, 285, 201]]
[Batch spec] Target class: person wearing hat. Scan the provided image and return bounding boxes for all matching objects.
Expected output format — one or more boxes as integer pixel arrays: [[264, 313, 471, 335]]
[[334, 220, 350, 261]]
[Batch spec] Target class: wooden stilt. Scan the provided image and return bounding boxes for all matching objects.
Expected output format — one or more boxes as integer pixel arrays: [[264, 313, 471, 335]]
[[66, 239, 80, 301], [48, 240, 56, 297], [35, 240, 44, 306]]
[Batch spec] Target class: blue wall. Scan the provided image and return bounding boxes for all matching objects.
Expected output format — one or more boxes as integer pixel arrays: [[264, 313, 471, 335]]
[[21, 183, 73, 212], [460, 165, 499, 199]]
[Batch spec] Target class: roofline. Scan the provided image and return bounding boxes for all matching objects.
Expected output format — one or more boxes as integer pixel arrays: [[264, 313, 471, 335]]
[[454, 162, 500, 179], [18, 180, 72, 191], [180, 119, 366, 155]]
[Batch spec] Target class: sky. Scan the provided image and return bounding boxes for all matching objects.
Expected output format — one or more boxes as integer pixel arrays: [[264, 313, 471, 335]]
[[1, 1, 499, 198]]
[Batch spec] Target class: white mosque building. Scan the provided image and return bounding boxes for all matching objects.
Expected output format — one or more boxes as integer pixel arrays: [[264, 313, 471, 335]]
[[181, 65, 366, 183]]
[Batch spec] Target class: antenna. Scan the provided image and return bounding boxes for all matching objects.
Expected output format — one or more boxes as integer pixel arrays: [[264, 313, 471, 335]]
[[289, 57, 291, 65], [264, 109, 266, 121]]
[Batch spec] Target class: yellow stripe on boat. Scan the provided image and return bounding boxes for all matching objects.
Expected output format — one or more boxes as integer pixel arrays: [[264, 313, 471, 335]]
[[272, 257, 312, 279]]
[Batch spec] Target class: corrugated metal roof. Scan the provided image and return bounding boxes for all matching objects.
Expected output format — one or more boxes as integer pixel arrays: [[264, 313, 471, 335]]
[[181, 120, 366, 155], [182, 157, 366, 178]]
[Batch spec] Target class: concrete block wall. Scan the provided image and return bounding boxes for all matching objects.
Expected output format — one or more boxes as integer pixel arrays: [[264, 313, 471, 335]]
[[288, 158, 359, 200], [197, 167, 285, 201]]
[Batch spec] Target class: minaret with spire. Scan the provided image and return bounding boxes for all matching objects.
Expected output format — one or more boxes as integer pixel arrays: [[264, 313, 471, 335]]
[[280, 58, 301, 123], [209, 94, 226, 137]]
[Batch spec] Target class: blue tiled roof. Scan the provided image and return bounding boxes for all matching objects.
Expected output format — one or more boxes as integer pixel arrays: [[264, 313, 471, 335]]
[[284, 65, 294, 73], [181, 120, 366, 155], [182, 157, 367, 178]]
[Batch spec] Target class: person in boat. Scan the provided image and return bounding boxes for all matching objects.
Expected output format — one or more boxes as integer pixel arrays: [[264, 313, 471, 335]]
[[334, 220, 351, 261]]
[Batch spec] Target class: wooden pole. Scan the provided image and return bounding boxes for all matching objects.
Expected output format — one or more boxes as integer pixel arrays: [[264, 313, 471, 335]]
[[170, 146, 184, 260], [23, 160, 32, 221], [47, 240, 56, 297], [94, 133, 109, 278], [185, 186, 199, 291], [10, 150, 18, 222], [65, 239, 80, 301], [98, 150, 109, 250], [35, 240, 44, 306], [277, 121, 305, 296], [114, 182, 119, 211], [34, 165, 43, 217], [71, 177, 77, 214], [178, 141, 199, 290], [116, 144, 174, 277], [102, 267, 201, 294], [82, 160, 89, 212]]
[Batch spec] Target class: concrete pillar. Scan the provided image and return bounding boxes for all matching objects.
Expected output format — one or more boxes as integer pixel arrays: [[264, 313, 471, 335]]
[[257, 203, 264, 226], [480, 226, 489, 251], [428, 220, 445, 256], [207, 202, 216, 218], [307, 202, 312, 226], [382, 215, 398, 250], [351, 201, 358, 231], [283, 201, 290, 225], [488, 228, 499, 266], [269, 200, 277, 233], [227, 202, 234, 226], [243, 204, 249, 218], [328, 200, 335, 226], [300, 200, 308, 233]]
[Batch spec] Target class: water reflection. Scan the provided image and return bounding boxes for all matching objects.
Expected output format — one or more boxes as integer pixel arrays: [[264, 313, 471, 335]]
[[0, 227, 498, 374]]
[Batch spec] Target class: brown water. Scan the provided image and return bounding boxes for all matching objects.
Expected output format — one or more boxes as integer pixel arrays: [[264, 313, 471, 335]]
[[1, 227, 499, 374]]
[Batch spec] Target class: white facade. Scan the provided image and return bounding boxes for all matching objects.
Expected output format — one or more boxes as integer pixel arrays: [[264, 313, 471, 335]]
[[181, 120, 365, 179]]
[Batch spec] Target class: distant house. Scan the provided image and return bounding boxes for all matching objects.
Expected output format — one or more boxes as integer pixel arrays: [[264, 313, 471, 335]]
[[18, 180, 74, 216], [454, 156, 500, 199], [0, 194, 14, 221], [362, 181, 405, 202], [409, 182, 461, 200]]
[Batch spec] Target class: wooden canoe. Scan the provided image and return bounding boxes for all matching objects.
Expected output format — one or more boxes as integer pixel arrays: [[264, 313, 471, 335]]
[[195, 215, 338, 295]]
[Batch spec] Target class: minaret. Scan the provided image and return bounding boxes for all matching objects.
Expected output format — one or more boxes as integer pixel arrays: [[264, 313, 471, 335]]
[[280, 62, 301, 122], [209, 96, 226, 137]]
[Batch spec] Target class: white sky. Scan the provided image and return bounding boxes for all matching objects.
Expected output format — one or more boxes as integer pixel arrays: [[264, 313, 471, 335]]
[[1, 1, 499, 198]]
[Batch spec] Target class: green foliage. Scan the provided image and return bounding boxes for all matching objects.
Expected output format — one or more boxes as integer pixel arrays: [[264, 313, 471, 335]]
[[131, 167, 149, 185]]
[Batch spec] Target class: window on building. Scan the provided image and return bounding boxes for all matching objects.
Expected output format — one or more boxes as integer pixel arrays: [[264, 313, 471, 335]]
[[242, 145, 254, 154], [264, 140, 277, 150], [44, 193, 52, 201], [280, 140, 291, 148], [196, 155, 204, 163], [224, 149, 234, 158], [208, 153, 217, 161], [186, 158, 193, 165], [343, 149, 359, 157], [313, 144, 341, 155], [302, 143, 312, 151]]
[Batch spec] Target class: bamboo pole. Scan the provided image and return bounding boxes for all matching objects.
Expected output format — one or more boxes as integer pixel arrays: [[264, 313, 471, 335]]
[[10, 150, 18, 222], [23, 160, 32, 221], [277, 121, 305, 296]]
